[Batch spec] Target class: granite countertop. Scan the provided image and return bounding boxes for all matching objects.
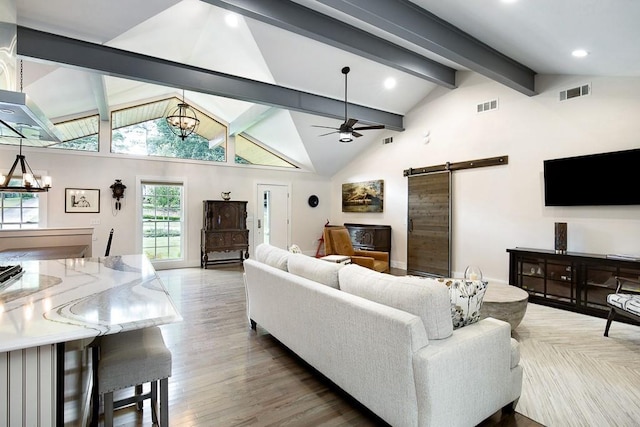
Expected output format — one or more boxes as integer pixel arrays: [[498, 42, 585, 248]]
[[0, 254, 182, 353]]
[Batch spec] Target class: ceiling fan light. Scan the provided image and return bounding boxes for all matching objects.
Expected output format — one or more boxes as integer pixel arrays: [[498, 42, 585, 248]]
[[339, 131, 353, 143]]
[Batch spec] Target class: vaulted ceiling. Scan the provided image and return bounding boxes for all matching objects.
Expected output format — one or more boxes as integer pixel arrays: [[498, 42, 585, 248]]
[[9, 0, 640, 175]]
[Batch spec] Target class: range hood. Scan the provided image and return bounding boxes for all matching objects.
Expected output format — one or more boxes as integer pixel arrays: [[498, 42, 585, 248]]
[[1, 1, 62, 145], [0, 88, 63, 143]]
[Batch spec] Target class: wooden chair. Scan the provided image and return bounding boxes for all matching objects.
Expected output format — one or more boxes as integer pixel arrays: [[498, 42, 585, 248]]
[[604, 276, 640, 337], [323, 226, 389, 272]]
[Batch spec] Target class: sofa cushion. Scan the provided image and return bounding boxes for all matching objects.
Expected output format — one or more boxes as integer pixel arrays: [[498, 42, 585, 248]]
[[288, 253, 344, 289], [254, 243, 290, 271], [339, 264, 453, 340]]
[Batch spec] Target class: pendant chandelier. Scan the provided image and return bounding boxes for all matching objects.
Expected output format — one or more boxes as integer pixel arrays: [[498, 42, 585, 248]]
[[0, 61, 51, 193], [166, 90, 200, 140], [0, 138, 51, 192]]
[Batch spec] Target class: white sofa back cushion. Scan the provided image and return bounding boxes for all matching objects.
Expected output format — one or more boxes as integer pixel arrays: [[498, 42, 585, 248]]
[[254, 243, 290, 271], [339, 265, 453, 340], [287, 253, 344, 289]]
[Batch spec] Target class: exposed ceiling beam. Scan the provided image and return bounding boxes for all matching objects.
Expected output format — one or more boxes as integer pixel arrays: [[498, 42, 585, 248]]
[[17, 26, 404, 131], [229, 104, 276, 136], [88, 73, 109, 121], [313, 0, 537, 96], [201, 0, 456, 88]]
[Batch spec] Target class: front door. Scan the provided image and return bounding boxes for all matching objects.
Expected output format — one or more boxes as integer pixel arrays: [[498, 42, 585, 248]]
[[255, 183, 290, 250]]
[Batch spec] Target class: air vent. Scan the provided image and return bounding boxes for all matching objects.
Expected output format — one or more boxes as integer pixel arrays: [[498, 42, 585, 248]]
[[382, 136, 393, 145], [560, 84, 590, 101], [477, 99, 498, 113]]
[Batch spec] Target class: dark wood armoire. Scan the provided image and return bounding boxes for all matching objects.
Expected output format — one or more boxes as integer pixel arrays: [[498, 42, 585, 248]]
[[201, 200, 249, 268]]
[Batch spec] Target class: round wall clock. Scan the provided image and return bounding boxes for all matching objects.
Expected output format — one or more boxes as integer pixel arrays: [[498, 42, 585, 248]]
[[308, 195, 319, 207]]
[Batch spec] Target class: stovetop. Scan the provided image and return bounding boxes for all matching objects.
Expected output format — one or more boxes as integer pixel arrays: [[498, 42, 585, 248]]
[[0, 265, 23, 287]]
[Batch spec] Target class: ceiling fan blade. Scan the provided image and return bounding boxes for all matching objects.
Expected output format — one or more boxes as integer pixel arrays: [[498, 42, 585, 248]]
[[345, 118, 358, 128], [312, 125, 339, 130], [319, 131, 339, 137], [352, 131, 363, 138], [353, 125, 385, 131]]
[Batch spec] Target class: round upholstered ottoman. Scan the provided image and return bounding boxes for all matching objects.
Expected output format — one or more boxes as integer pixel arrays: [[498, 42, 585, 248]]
[[479, 284, 529, 330]]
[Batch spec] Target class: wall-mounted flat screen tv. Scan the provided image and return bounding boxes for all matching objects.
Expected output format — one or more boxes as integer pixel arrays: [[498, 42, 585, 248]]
[[544, 148, 640, 206]]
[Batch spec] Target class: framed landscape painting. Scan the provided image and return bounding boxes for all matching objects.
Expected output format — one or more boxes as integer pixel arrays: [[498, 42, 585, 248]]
[[342, 180, 384, 213], [65, 188, 100, 213]]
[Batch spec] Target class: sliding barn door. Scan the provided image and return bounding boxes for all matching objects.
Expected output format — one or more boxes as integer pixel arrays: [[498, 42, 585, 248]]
[[407, 171, 451, 277]]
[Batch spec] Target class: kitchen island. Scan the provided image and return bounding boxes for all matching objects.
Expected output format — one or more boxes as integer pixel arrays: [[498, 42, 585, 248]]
[[0, 254, 182, 427]]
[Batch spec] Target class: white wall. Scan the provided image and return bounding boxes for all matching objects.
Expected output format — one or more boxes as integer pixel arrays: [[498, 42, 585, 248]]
[[0, 146, 331, 268], [331, 72, 640, 284], [6, 71, 639, 278]]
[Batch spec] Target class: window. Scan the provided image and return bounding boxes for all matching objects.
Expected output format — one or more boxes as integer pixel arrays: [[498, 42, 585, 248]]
[[0, 188, 40, 229], [111, 98, 227, 162], [235, 133, 298, 168], [52, 114, 100, 152], [141, 182, 183, 261]]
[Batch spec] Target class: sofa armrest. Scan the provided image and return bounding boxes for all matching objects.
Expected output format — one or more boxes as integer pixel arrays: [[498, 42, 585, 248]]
[[350, 256, 374, 269], [412, 318, 522, 427], [354, 249, 389, 263]]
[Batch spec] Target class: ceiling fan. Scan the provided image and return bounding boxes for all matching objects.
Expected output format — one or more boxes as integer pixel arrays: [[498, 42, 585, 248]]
[[313, 66, 385, 143]]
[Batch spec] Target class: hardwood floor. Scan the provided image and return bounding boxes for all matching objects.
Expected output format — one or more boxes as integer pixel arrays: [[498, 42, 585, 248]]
[[94, 265, 640, 426]]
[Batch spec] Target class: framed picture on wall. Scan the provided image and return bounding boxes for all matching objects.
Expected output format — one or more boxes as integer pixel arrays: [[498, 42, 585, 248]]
[[342, 179, 384, 213], [65, 188, 100, 213]]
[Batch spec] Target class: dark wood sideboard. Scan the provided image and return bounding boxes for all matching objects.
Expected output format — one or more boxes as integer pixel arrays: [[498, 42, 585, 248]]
[[344, 223, 391, 255], [201, 200, 249, 268], [507, 247, 640, 325]]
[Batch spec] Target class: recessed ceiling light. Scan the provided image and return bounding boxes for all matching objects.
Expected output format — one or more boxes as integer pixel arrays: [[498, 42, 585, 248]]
[[225, 13, 239, 28], [383, 77, 396, 90], [572, 49, 589, 58]]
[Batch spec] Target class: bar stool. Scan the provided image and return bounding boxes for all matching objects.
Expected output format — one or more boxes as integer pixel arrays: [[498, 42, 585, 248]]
[[92, 326, 172, 426]]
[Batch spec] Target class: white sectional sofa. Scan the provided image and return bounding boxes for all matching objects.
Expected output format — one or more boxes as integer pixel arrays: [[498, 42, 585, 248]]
[[243, 244, 522, 427]]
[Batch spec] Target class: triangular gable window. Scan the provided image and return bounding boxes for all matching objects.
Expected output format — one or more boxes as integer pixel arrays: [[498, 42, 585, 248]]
[[234, 133, 297, 168], [110, 97, 227, 162], [51, 114, 100, 152]]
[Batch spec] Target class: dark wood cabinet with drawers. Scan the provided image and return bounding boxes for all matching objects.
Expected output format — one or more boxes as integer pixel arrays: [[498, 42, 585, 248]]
[[344, 223, 391, 255], [201, 200, 249, 268], [507, 247, 640, 324]]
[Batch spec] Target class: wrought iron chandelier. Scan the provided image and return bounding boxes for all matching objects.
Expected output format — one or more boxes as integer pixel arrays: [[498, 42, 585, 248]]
[[1, 60, 51, 193], [0, 138, 51, 193], [166, 90, 200, 140]]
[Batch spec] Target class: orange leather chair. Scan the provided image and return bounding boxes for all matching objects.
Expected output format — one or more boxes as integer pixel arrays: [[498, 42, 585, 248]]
[[324, 226, 389, 273]]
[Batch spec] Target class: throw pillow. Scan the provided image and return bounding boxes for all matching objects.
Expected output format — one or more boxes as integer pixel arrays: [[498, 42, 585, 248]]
[[288, 253, 343, 289], [288, 244, 302, 253], [254, 243, 290, 271], [444, 278, 488, 329]]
